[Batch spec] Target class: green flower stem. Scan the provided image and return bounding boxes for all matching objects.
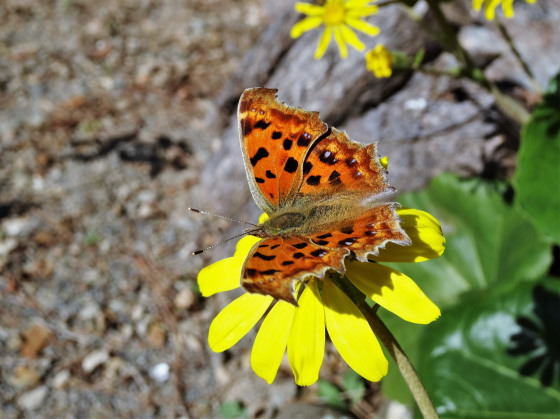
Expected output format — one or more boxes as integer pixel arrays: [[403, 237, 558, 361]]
[[423, 0, 484, 84], [330, 273, 439, 419], [413, 0, 529, 125], [495, 16, 542, 93]]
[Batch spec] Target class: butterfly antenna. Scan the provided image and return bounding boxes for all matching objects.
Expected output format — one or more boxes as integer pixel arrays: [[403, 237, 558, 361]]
[[192, 230, 255, 255], [189, 208, 258, 227]]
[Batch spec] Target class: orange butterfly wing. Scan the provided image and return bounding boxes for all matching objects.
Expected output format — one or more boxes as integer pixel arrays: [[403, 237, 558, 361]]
[[242, 204, 410, 303], [238, 88, 328, 213]]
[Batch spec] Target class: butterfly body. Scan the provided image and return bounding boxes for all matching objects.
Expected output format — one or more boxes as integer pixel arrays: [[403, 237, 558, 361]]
[[238, 88, 410, 304]]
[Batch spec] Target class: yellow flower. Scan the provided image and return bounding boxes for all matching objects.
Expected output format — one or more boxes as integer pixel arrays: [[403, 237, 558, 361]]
[[472, 0, 537, 20], [198, 208, 445, 385], [290, 0, 381, 59], [365, 44, 393, 78]]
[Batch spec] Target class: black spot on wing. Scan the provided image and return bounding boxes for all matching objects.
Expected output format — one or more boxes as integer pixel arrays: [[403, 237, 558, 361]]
[[319, 149, 338, 165], [340, 225, 354, 234], [255, 177, 265, 184], [284, 157, 298, 173], [317, 233, 332, 239], [328, 170, 342, 186], [272, 131, 282, 140], [253, 252, 276, 261], [306, 175, 321, 186], [297, 132, 312, 147], [254, 120, 271, 130], [303, 161, 313, 175], [338, 238, 357, 246], [240, 118, 252, 136], [283, 139, 293, 151], [293, 252, 304, 259], [260, 269, 280, 276], [282, 260, 294, 266], [265, 170, 276, 179], [293, 242, 308, 249], [311, 249, 328, 258], [250, 147, 269, 166]]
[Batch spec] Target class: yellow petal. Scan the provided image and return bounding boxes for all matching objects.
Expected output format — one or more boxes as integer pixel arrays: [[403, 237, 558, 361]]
[[340, 25, 365, 52], [209, 293, 273, 352], [375, 208, 445, 263], [333, 26, 348, 58], [502, 0, 515, 17], [346, 6, 379, 18], [291, 16, 324, 38], [288, 282, 325, 386], [380, 156, 389, 169], [323, 279, 388, 381], [314, 26, 333, 59], [197, 236, 261, 296], [346, 261, 440, 324], [294, 2, 326, 16], [345, 18, 380, 36], [484, 0, 501, 20], [251, 301, 296, 384], [345, 0, 378, 7], [258, 212, 269, 224]]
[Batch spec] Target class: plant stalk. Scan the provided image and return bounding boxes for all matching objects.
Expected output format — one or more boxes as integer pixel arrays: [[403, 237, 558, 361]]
[[330, 273, 439, 419]]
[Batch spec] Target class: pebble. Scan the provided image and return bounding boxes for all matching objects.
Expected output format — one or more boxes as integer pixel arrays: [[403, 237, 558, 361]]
[[18, 385, 48, 411], [52, 370, 70, 389], [82, 349, 109, 373], [3, 217, 31, 236], [21, 323, 52, 358], [149, 363, 170, 383], [174, 287, 195, 309], [7, 366, 41, 390]]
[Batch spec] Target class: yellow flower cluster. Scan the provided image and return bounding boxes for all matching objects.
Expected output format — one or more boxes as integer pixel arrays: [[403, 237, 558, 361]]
[[473, 0, 537, 20], [290, 0, 380, 59]]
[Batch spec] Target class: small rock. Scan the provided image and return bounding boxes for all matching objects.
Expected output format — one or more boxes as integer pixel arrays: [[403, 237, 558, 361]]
[[18, 385, 48, 411], [7, 334, 22, 351], [0, 238, 18, 257], [103, 357, 125, 381], [3, 217, 31, 236], [149, 362, 170, 383], [21, 323, 52, 358], [147, 322, 167, 347], [52, 370, 70, 389], [174, 287, 195, 309], [82, 349, 109, 373], [7, 366, 41, 390]]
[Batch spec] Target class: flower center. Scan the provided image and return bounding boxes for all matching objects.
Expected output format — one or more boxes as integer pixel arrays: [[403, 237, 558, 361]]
[[323, 0, 347, 26]]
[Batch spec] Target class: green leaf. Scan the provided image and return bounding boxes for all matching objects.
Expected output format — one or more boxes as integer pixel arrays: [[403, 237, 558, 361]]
[[514, 73, 560, 244], [219, 401, 248, 419], [317, 379, 346, 409], [381, 174, 552, 404], [342, 369, 366, 403], [394, 173, 551, 307], [417, 279, 560, 417]]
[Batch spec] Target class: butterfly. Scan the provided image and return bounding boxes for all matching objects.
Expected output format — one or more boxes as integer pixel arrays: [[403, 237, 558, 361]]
[[238, 88, 410, 305]]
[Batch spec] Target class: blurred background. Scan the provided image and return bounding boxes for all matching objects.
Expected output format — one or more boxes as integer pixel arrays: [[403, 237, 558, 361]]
[[1, 0, 558, 417]]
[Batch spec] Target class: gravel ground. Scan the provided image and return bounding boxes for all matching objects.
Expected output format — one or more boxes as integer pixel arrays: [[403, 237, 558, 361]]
[[0, 1, 278, 417], [1, 0, 558, 418]]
